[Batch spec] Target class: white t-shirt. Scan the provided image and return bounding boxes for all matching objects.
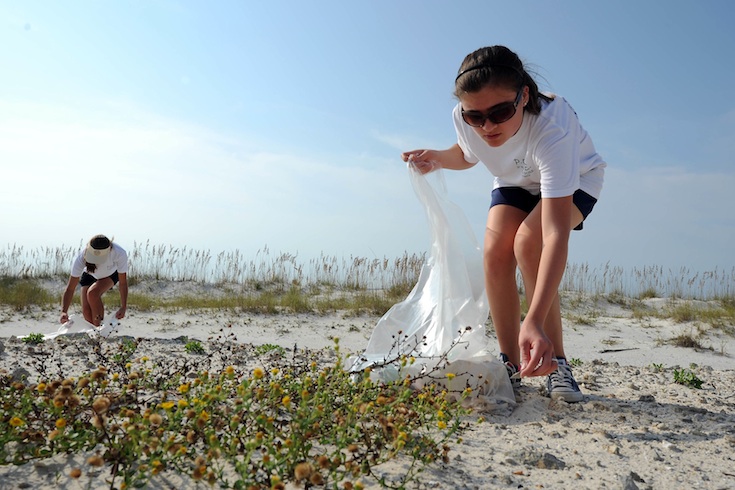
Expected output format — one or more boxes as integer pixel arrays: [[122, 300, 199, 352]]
[[453, 93, 606, 199], [71, 243, 129, 279]]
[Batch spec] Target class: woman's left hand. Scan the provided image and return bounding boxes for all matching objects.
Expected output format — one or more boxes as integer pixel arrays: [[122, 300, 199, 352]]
[[518, 321, 557, 377], [115, 307, 126, 320]]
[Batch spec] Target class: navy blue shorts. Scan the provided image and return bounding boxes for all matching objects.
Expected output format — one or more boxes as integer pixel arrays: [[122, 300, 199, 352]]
[[80, 271, 119, 287], [490, 187, 597, 230]]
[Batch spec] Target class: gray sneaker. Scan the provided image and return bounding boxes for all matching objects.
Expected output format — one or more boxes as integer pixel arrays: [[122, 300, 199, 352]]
[[499, 353, 521, 390], [547, 357, 583, 402]]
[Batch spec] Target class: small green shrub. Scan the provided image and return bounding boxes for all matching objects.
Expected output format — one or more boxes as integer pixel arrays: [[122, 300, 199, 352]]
[[254, 343, 286, 356], [112, 339, 139, 364], [0, 339, 469, 489], [184, 340, 205, 354], [673, 368, 704, 389], [650, 363, 664, 372], [21, 333, 45, 345]]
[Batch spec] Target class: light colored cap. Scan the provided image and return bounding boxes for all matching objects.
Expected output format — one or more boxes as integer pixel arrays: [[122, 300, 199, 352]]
[[84, 235, 112, 265]]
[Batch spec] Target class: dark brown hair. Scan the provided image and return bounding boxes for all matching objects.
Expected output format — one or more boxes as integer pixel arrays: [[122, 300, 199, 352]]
[[453, 45, 551, 115], [90, 235, 111, 250]]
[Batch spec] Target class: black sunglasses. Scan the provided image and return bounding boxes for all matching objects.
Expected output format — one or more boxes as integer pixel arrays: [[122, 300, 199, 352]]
[[460, 88, 523, 127]]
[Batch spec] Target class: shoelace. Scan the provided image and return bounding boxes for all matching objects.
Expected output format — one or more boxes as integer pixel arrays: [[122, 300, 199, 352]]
[[549, 364, 574, 386]]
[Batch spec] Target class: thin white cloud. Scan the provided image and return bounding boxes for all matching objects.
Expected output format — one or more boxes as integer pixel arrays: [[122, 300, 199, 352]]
[[0, 100, 428, 259]]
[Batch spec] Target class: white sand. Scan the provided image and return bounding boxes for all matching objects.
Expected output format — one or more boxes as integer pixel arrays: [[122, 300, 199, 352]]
[[1, 282, 734, 489]]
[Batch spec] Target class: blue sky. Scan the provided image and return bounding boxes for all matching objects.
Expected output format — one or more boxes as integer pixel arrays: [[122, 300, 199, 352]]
[[2, 1, 734, 272]]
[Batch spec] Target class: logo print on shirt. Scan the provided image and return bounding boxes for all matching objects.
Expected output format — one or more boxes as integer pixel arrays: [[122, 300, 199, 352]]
[[514, 158, 534, 177]]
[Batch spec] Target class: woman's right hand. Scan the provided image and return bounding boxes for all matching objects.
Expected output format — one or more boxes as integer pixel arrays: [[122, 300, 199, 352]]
[[60, 312, 69, 324], [401, 149, 441, 174]]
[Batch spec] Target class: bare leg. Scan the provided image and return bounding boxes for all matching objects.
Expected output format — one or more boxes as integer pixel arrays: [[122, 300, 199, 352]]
[[81, 286, 93, 324], [82, 278, 114, 326], [545, 294, 565, 358], [514, 203, 584, 359], [484, 205, 528, 366]]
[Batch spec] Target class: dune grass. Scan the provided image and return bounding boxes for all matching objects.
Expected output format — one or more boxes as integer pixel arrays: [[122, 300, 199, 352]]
[[0, 243, 424, 292], [0, 277, 57, 311], [1, 243, 734, 326], [1, 243, 422, 317]]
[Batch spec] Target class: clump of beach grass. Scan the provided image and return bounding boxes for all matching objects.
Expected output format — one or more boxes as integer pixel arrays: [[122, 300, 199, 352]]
[[0, 277, 57, 311]]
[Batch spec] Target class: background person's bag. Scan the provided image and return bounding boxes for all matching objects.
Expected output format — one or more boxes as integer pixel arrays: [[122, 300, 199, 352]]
[[350, 164, 515, 410], [21, 315, 118, 340]]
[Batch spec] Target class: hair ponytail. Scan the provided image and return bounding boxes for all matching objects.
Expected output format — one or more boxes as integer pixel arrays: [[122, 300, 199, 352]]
[[454, 45, 551, 115]]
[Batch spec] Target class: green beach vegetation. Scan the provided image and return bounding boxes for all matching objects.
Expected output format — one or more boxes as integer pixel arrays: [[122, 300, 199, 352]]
[[0, 336, 471, 489], [1, 242, 734, 488]]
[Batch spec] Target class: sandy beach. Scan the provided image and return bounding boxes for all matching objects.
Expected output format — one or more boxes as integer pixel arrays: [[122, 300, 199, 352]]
[[1, 281, 734, 489]]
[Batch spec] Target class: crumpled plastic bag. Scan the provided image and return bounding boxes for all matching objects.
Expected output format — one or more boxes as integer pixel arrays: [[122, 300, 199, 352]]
[[21, 315, 119, 341], [350, 163, 515, 411]]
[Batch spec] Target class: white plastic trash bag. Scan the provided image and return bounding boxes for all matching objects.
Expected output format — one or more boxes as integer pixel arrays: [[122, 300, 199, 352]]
[[350, 164, 515, 411], [21, 315, 119, 341]]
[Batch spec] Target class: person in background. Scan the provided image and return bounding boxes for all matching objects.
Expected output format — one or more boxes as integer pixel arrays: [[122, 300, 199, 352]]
[[60, 234, 129, 327], [402, 45, 606, 402]]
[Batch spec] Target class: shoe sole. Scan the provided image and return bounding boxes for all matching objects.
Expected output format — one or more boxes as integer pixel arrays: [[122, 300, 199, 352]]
[[549, 390, 584, 403]]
